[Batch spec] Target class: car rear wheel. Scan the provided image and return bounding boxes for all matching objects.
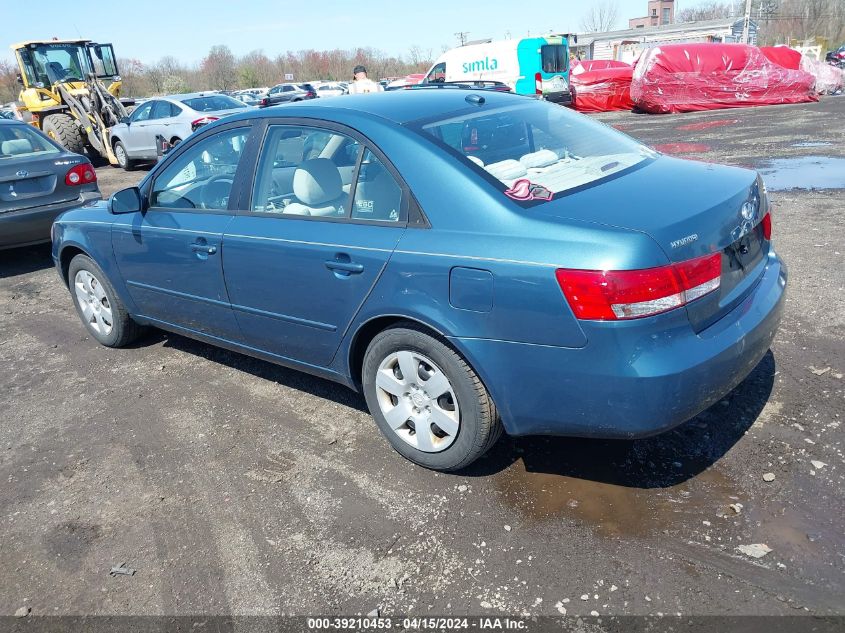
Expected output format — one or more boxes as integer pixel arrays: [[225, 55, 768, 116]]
[[362, 324, 503, 471], [68, 254, 142, 348], [113, 140, 135, 171]]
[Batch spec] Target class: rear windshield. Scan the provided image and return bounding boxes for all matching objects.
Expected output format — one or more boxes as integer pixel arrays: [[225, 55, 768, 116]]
[[0, 124, 60, 160], [180, 95, 246, 112], [541, 44, 568, 73], [414, 100, 653, 202]]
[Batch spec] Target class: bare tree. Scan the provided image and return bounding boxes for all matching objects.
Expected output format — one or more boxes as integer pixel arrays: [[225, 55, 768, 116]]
[[580, 0, 620, 32], [201, 45, 236, 91], [0, 59, 20, 104], [676, 1, 735, 22]]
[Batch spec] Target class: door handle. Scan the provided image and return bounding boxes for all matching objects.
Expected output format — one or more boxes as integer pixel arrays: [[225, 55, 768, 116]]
[[191, 243, 217, 255], [324, 259, 363, 274]]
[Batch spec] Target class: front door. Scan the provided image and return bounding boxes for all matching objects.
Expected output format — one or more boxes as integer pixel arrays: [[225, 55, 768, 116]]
[[122, 100, 158, 159], [223, 124, 408, 367], [112, 125, 253, 340]]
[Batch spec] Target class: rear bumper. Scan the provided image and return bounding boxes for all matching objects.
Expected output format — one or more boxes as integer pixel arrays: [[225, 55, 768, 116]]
[[0, 191, 101, 250], [453, 251, 787, 438]]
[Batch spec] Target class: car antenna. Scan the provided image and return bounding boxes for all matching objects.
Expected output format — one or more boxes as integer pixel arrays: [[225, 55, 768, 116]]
[[465, 94, 485, 105]]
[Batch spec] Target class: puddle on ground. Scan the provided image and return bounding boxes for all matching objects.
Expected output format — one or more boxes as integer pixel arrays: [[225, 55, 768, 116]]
[[757, 156, 845, 190], [495, 459, 739, 538]]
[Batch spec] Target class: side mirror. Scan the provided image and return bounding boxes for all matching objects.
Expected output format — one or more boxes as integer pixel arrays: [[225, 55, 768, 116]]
[[119, 116, 129, 125], [109, 186, 143, 214]]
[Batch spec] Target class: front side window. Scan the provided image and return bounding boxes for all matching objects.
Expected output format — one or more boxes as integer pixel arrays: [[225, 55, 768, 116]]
[[131, 102, 153, 122], [252, 125, 361, 216], [427, 62, 446, 83], [415, 101, 653, 203], [0, 124, 60, 159], [151, 128, 250, 210], [351, 150, 403, 222]]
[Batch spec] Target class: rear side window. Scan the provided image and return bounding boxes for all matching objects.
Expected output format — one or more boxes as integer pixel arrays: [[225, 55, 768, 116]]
[[415, 101, 653, 202], [351, 150, 403, 222], [251, 125, 361, 215], [150, 101, 171, 120], [541, 45, 567, 73]]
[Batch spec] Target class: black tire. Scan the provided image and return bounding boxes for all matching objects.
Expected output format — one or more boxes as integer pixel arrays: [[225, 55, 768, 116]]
[[42, 113, 86, 154], [112, 139, 135, 171], [67, 254, 142, 348], [362, 324, 503, 471]]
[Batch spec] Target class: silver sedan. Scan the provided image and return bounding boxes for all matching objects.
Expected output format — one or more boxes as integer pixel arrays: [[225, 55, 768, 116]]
[[109, 93, 250, 170]]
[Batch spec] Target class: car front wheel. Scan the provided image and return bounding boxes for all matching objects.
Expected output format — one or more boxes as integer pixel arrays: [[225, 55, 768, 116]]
[[68, 254, 142, 347], [362, 324, 503, 471]]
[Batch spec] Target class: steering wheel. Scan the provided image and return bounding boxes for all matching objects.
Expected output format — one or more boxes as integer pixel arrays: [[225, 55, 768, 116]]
[[199, 174, 235, 210]]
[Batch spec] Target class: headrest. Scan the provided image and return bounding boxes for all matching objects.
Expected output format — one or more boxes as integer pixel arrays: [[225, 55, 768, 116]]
[[1, 139, 33, 155], [467, 155, 485, 168], [293, 158, 343, 206], [520, 149, 560, 169]]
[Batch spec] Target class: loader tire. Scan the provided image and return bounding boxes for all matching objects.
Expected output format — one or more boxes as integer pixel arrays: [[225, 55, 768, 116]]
[[42, 114, 86, 155]]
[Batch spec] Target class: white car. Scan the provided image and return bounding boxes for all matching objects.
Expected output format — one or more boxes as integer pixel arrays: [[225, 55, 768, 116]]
[[314, 82, 347, 98], [109, 92, 249, 170]]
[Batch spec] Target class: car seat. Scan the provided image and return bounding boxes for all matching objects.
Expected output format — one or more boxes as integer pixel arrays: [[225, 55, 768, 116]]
[[284, 158, 347, 217], [353, 170, 402, 221]]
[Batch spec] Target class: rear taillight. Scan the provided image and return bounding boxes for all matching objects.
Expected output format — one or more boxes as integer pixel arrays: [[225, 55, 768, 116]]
[[535, 72, 543, 94], [65, 163, 96, 186], [191, 116, 219, 131], [260, 97, 269, 107], [761, 212, 772, 240], [556, 253, 722, 321]]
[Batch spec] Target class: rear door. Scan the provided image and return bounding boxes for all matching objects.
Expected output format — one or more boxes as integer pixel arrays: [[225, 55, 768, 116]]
[[222, 121, 408, 367], [111, 124, 254, 339]]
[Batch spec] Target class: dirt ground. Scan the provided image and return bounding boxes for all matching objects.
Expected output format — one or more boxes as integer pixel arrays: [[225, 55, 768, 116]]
[[0, 97, 843, 620]]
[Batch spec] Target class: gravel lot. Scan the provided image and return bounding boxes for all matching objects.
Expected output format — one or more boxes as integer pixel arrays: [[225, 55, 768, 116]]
[[1, 97, 843, 619]]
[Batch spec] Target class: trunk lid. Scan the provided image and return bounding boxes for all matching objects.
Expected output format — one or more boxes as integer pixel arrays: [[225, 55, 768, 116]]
[[0, 153, 83, 213], [535, 156, 769, 332]]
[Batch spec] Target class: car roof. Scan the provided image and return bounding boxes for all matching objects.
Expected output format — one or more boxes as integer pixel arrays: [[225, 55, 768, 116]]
[[158, 92, 232, 102], [225, 89, 531, 125], [0, 118, 25, 126]]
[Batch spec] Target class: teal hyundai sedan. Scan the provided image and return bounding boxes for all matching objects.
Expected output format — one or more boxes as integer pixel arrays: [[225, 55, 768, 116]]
[[52, 89, 786, 470]]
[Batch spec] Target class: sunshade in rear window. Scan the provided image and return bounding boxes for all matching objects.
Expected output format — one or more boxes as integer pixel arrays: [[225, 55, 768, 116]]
[[413, 101, 654, 202], [0, 124, 60, 160]]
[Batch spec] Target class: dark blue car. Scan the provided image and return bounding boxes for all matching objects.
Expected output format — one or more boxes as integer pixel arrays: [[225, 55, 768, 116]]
[[52, 90, 786, 471]]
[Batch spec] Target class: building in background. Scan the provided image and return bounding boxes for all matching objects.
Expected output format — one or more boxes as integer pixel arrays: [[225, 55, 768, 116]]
[[568, 18, 758, 63], [629, 0, 675, 29]]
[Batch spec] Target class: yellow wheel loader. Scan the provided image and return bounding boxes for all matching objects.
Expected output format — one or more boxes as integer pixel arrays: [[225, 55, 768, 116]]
[[11, 39, 130, 165]]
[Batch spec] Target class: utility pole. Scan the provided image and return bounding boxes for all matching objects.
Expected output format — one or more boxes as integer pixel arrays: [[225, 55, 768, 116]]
[[741, 0, 753, 43], [454, 31, 469, 46]]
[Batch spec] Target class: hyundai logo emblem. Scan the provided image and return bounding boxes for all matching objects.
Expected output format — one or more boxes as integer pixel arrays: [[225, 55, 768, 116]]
[[16, 170, 28, 178], [741, 200, 756, 221]]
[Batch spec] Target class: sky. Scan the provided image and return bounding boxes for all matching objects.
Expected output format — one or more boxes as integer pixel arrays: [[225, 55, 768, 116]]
[[2, 0, 655, 65]]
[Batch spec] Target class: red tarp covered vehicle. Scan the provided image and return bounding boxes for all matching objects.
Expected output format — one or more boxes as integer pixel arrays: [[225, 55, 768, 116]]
[[762, 46, 843, 94], [630, 43, 818, 113], [570, 60, 634, 112]]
